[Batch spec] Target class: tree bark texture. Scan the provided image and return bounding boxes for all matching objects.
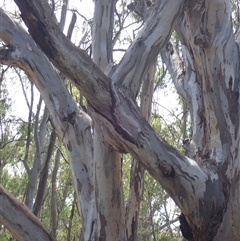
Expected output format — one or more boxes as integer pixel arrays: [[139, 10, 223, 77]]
[[0, 185, 56, 241], [92, 1, 126, 240], [0, 8, 97, 240], [0, 0, 239, 240]]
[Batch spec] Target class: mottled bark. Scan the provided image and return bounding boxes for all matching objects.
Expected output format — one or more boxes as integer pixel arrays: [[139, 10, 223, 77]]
[[92, 1, 125, 240], [0, 9, 97, 240], [162, 0, 240, 240], [0, 0, 239, 240]]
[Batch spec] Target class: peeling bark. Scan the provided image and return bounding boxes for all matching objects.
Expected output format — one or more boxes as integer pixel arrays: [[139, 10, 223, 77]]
[[0, 0, 239, 240], [92, 1, 125, 240]]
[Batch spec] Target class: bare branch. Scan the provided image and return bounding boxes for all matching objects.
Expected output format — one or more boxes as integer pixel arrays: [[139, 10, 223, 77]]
[[0, 185, 57, 241], [59, 0, 68, 31], [67, 12, 76, 40]]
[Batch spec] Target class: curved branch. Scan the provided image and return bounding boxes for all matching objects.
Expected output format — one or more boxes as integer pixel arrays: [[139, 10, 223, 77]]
[[12, 0, 113, 120], [0, 185, 57, 241]]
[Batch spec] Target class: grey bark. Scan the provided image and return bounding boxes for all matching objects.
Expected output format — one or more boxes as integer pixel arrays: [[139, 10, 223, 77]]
[[0, 0, 239, 240], [0, 185, 57, 241], [92, 1, 125, 240], [0, 8, 97, 240]]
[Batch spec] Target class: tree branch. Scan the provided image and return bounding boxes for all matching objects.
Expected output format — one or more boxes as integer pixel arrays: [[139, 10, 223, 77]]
[[0, 4, 218, 222], [0, 185, 57, 241]]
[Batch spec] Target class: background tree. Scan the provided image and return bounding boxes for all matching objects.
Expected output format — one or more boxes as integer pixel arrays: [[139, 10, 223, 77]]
[[0, 0, 240, 241]]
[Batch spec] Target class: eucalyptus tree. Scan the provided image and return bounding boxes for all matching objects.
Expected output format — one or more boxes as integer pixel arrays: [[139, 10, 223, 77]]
[[0, 0, 240, 241]]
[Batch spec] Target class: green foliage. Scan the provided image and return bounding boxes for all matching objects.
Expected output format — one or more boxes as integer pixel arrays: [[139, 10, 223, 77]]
[[138, 172, 181, 241], [0, 71, 81, 240], [231, 0, 240, 31], [1, 165, 28, 200], [0, 229, 14, 241]]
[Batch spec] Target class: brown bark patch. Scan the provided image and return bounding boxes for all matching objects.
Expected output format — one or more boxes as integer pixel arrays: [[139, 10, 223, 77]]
[[67, 141, 72, 151], [99, 213, 107, 241], [77, 179, 82, 193], [157, 159, 175, 177]]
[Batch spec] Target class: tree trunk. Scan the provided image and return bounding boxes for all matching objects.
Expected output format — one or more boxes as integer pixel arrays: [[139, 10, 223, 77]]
[[125, 60, 155, 241], [92, 1, 126, 240], [0, 0, 240, 240]]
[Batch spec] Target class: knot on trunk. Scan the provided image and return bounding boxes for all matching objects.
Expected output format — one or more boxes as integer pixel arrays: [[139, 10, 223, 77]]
[[194, 34, 210, 48], [158, 159, 175, 177]]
